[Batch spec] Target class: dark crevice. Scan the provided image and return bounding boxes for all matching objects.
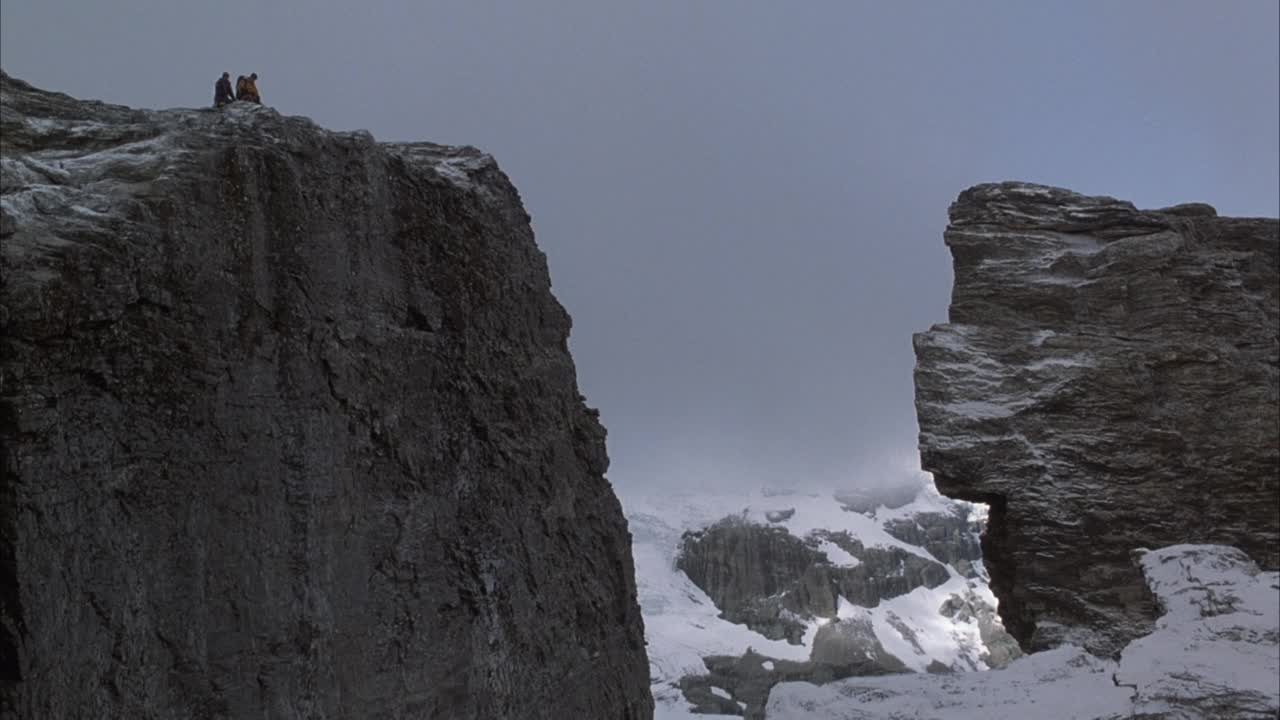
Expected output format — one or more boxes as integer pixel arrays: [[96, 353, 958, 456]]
[[930, 479, 1029, 651], [972, 491, 1030, 650], [0, 393, 25, 693], [405, 305, 436, 333]]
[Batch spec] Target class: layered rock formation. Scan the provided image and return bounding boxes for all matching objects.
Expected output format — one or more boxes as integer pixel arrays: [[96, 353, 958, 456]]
[[882, 506, 983, 578], [914, 182, 1279, 656], [676, 518, 950, 642], [0, 73, 652, 719], [639, 487, 1019, 718]]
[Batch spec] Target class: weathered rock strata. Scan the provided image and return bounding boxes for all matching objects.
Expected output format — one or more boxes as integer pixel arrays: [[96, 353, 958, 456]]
[[882, 506, 983, 578], [676, 519, 828, 642], [676, 518, 950, 642], [0, 72, 652, 719], [914, 182, 1279, 656]]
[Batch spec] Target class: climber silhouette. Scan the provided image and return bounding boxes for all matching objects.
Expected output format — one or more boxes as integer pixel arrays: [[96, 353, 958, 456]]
[[214, 72, 234, 108], [235, 73, 261, 104]]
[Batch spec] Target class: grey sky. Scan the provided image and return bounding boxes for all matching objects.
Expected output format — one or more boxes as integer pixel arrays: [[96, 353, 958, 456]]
[[4, 1, 1278, 492]]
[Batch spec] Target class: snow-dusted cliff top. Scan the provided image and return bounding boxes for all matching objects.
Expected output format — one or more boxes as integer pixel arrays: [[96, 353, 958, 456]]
[[1, 70, 652, 719]]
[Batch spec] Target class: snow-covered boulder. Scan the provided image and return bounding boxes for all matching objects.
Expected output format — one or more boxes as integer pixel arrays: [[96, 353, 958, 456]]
[[765, 544, 1280, 719], [1117, 545, 1280, 718]]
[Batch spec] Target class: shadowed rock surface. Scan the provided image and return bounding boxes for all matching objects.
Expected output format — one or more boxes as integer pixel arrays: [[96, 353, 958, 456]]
[[679, 649, 898, 720], [809, 616, 907, 671], [914, 182, 1280, 656], [676, 519, 827, 642], [632, 488, 1021, 717], [765, 544, 1279, 718], [0, 72, 652, 719], [882, 506, 983, 578], [939, 590, 1022, 669], [670, 510, 1006, 716], [676, 518, 950, 642]]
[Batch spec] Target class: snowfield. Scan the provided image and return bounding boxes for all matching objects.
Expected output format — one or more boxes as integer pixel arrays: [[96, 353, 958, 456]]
[[622, 482, 1005, 719], [764, 544, 1280, 719], [623, 477, 1279, 720]]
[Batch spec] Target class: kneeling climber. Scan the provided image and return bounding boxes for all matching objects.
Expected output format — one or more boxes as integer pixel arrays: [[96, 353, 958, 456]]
[[236, 73, 261, 104], [214, 72, 234, 107]]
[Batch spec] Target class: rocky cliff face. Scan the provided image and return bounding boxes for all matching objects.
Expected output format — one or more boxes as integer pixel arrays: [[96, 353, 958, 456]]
[[635, 487, 1019, 718], [914, 182, 1279, 656], [0, 72, 652, 719], [677, 520, 951, 643], [882, 507, 983, 578], [767, 543, 1280, 718]]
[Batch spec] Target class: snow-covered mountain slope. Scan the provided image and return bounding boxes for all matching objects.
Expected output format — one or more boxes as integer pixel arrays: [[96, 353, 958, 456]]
[[765, 544, 1280, 719], [621, 482, 1017, 719]]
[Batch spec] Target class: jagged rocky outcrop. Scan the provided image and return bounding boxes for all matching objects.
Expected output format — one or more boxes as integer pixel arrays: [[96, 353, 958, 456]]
[[0, 72, 652, 719], [672, 515, 961, 717], [676, 517, 950, 642], [914, 182, 1280, 656], [882, 505, 983, 578], [938, 590, 1021, 669], [631, 488, 1021, 718], [766, 544, 1280, 719], [677, 519, 828, 642], [678, 650, 896, 720]]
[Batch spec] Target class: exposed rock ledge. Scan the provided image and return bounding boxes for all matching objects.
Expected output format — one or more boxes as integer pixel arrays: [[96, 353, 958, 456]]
[[767, 544, 1280, 719], [0, 72, 652, 718], [914, 182, 1279, 656]]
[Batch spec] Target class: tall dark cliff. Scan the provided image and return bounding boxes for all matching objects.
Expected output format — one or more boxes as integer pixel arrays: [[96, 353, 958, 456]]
[[914, 182, 1279, 657], [0, 72, 652, 719]]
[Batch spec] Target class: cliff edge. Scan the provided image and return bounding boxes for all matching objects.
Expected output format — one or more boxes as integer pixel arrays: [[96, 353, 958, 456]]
[[913, 182, 1279, 656], [0, 72, 652, 719]]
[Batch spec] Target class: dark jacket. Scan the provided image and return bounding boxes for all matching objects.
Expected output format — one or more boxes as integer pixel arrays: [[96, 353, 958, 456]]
[[214, 77, 234, 107]]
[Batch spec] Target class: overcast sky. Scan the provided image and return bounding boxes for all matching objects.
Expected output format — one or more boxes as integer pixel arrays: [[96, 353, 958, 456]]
[[4, 1, 1278, 493]]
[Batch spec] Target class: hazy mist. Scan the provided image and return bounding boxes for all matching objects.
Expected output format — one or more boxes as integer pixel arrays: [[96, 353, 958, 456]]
[[4, 1, 1277, 493]]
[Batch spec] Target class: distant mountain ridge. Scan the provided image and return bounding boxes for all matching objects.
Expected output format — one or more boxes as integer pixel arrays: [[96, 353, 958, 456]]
[[623, 481, 1019, 719]]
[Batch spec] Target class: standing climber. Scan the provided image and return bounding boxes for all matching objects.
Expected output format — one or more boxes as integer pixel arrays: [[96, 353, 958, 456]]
[[214, 72, 235, 107], [236, 73, 262, 104]]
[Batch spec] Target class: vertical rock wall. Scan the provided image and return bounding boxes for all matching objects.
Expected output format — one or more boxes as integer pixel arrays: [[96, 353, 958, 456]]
[[0, 72, 652, 719], [914, 182, 1279, 656]]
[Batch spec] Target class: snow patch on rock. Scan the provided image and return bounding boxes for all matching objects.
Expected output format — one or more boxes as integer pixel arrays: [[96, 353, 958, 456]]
[[624, 482, 1009, 716], [765, 544, 1280, 719]]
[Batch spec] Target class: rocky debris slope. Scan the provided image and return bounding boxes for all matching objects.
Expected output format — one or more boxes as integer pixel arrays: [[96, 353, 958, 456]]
[[765, 544, 1280, 719], [625, 484, 1019, 719], [914, 182, 1279, 656], [0, 72, 652, 719]]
